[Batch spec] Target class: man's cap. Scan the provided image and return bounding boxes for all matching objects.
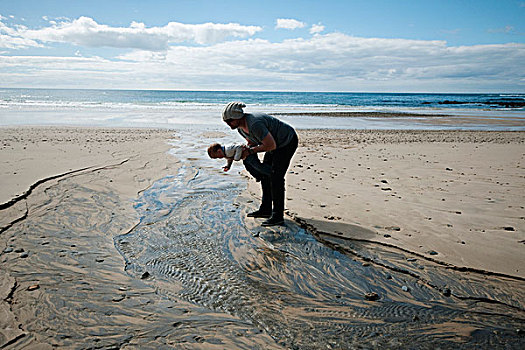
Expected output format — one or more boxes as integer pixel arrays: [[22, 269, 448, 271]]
[[222, 101, 246, 121]]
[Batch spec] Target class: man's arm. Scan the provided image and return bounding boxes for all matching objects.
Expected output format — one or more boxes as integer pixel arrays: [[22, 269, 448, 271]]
[[255, 133, 277, 152], [242, 133, 276, 159]]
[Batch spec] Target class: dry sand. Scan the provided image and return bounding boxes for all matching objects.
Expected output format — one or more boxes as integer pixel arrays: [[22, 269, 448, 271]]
[[276, 129, 524, 279], [0, 127, 178, 205]]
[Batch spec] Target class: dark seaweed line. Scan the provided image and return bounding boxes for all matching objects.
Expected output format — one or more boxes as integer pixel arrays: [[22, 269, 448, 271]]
[[0, 167, 92, 210], [290, 214, 525, 313], [0, 280, 27, 350], [0, 202, 28, 235], [290, 214, 525, 283], [0, 159, 130, 211], [0, 333, 27, 349], [0, 159, 131, 241], [273, 112, 454, 118]]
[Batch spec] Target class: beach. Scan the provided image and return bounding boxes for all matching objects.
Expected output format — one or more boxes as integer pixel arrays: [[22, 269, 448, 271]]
[[1, 0, 524, 344], [0, 126, 281, 349], [285, 129, 525, 278], [1, 125, 524, 348]]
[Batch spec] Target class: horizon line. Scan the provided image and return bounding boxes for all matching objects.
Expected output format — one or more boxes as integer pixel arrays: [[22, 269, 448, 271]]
[[1, 87, 524, 95]]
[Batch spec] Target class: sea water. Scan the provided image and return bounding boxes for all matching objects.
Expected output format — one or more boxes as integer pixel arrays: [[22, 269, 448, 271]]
[[0, 88, 524, 130]]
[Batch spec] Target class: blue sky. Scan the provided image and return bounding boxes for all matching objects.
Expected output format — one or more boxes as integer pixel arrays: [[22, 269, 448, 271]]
[[1, 0, 524, 92]]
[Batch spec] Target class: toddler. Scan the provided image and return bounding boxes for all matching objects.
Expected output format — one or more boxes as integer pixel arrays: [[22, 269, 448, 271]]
[[207, 142, 271, 179], [207, 143, 244, 171]]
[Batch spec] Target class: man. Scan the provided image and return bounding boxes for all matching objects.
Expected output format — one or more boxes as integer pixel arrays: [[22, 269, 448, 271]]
[[222, 101, 298, 226]]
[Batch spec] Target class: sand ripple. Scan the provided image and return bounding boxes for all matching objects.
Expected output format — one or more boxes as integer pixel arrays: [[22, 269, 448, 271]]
[[113, 132, 525, 349]]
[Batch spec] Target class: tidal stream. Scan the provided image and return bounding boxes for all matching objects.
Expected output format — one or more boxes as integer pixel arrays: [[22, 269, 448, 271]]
[[114, 131, 525, 349]]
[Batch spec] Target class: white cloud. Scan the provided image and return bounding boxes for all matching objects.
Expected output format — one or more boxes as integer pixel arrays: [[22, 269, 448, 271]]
[[0, 34, 43, 49], [117, 50, 167, 62], [275, 18, 306, 30], [310, 23, 325, 34], [0, 19, 17, 35], [1, 16, 262, 50], [0, 20, 42, 48], [0, 32, 523, 92], [120, 34, 525, 90]]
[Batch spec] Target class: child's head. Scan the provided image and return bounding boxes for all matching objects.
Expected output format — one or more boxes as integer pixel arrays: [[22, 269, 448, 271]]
[[207, 143, 224, 159]]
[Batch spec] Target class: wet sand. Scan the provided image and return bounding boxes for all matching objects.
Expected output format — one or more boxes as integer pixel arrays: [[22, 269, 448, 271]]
[[275, 111, 525, 128], [0, 127, 279, 349], [1, 126, 525, 348]]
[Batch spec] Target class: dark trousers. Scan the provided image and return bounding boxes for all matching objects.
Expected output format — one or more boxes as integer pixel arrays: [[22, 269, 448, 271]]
[[243, 133, 298, 219], [243, 154, 271, 180]]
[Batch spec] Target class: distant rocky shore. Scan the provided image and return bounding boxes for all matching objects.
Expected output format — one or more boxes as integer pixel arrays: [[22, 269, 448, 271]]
[[423, 99, 525, 108]]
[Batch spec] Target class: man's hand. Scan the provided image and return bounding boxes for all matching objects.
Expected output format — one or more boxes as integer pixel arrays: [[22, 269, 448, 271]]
[[222, 166, 230, 172], [241, 145, 252, 160]]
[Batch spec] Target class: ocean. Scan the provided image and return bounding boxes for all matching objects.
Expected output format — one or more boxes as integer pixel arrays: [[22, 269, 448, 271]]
[[1, 88, 524, 130]]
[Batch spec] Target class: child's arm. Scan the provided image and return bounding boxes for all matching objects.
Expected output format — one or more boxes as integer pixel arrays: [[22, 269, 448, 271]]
[[223, 158, 234, 171]]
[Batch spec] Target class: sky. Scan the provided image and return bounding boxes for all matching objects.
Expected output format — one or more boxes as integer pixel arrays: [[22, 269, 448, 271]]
[[0, 0, 524, 92]]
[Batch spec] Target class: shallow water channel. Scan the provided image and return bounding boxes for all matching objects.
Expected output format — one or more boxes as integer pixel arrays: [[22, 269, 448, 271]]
[[111, 131, 525, 349]]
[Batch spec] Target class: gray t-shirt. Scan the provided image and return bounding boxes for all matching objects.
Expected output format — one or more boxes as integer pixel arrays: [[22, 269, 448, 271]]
[[238, 112, 296, 149]]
